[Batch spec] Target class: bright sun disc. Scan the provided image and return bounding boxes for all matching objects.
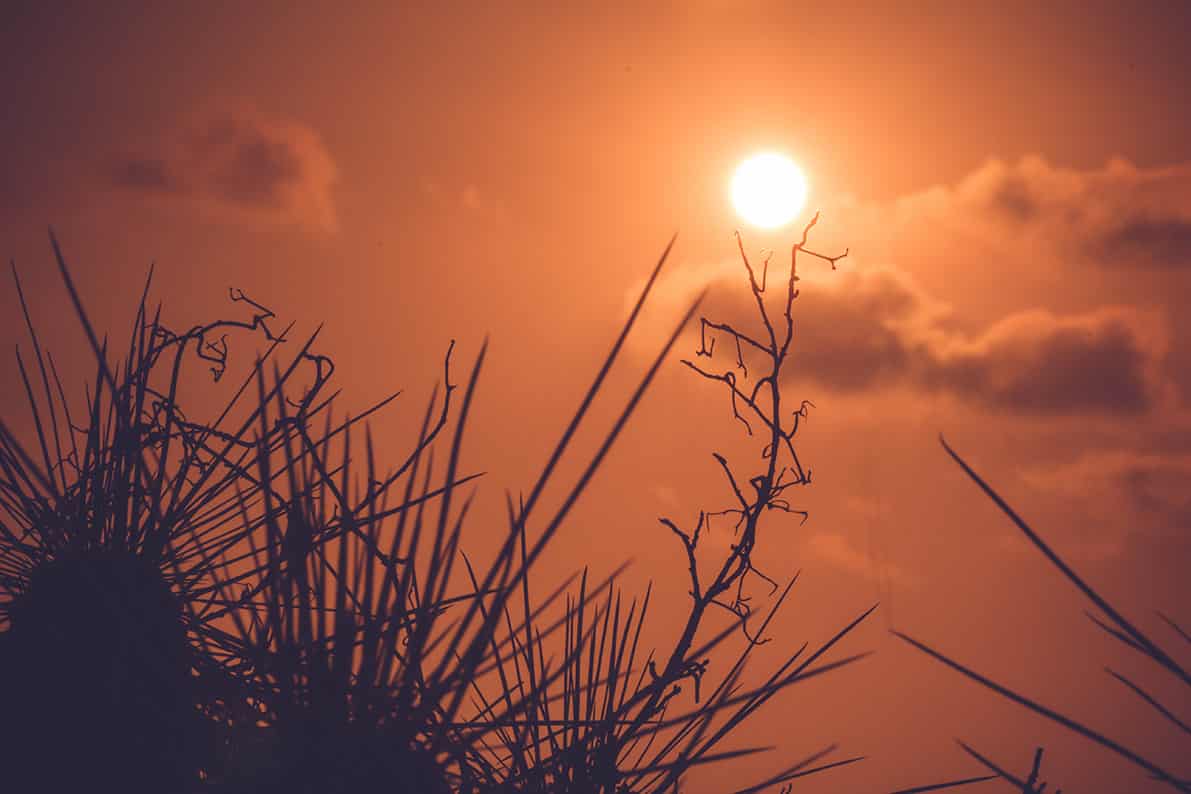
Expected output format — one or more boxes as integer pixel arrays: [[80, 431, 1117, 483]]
[[731, 153, 808, 229]]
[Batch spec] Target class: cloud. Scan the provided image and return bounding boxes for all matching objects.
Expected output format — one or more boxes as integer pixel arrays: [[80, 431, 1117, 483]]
[[1099, 216, 1191, 269], [1021, 452, 1191, 540], [111, 158, 178, 193], [681, 263, 1168, 416], [109, 108, 339, 232], [806, 531, 913, 587], [891, 155, 1191, 271], [421, 180, 496, 214], [782, 267, 941, 393], [638, 155, 1189, 415], [929, 307, 1166, 415]]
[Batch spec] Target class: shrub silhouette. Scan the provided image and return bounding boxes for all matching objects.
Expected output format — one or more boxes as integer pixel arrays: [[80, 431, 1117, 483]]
[[0, 237, 322, 792], [428, 218, 872, 793], [2, 547, 203, 791], [1, 222, 869, 793]]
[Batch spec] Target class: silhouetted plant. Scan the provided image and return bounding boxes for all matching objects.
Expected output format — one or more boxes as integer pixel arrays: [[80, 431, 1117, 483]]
[[181, 234, 700, 794], [0, 234, 347, 791], [201, 355, 475, 792], [2, 223, 873, 794], [460, 215, 874, 793], [629, 214, 870, 792], [892, 438, 1191, 793]]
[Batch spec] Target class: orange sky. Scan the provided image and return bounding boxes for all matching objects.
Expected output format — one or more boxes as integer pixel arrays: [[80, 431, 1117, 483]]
[[2, 2, 1190, 791]]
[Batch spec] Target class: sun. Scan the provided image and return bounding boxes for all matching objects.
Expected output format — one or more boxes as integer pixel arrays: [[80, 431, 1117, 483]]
[[731, 153, 808, 229]]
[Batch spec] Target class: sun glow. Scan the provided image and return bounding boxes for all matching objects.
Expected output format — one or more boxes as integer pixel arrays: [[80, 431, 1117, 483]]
[[731, 153, 808, 229]]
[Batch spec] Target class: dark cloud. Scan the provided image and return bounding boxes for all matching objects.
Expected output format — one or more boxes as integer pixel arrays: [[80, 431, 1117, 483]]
[[699, 266, 1165, 417], [108, 109, 338, 231], [933, 309, 1159, 415], [787, 269, 930, 392], [1122, 462, 1191, 529], [112, 158, 178, 193], [927, 156, 1191, 270], [1099, 215, 1191, 269], [983, 169, 1040, 223]]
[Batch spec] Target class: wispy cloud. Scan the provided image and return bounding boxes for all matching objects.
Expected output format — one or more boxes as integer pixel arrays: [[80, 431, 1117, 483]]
[[109, 107, 339, 232], [939, 156, 1191, 270], [806, 531, 914, 588], [1021, 451, 1191, 540]]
